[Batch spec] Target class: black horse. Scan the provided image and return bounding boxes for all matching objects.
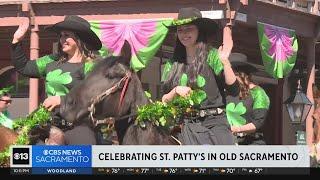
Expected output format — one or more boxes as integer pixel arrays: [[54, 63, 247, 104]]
[[60, 55, 178, 145]]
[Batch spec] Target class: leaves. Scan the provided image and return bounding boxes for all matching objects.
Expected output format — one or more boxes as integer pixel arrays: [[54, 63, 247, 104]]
[[159, 117, 166, 127], [226, 102, 247, 126], [136, 90, 205, 129], [136, 101, 172, 129], [144, 91, 151, 100], [194, 90, 207, 105], [0, 105, 51, 165], [45, 69, 72, 96], [0, 146, 10, 166]]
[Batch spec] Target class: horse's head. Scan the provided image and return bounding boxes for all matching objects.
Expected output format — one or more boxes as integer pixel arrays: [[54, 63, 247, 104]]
[[60, 55, 148, 125]]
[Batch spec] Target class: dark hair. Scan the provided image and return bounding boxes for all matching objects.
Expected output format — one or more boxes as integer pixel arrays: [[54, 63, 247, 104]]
[[235, 71, 252, 100], [57, 32, 97, 63], [172, 22, 208, 63], [165, 23, 210, 90]]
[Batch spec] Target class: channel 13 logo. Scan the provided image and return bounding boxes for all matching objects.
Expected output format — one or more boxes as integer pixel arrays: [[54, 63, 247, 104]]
[[12, 147, 30, 165]]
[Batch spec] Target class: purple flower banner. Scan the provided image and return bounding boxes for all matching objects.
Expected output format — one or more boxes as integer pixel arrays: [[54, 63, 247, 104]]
[[257, 22, 298, 79]]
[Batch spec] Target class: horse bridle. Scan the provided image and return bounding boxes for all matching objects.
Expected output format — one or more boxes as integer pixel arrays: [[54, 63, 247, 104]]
[[88, 71, 132, 127], [87, 71, 182, 145]]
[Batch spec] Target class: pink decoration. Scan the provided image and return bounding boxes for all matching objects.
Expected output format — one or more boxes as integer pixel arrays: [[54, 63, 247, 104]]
[[265, 24, 294, 62], [100, 20, 157, 56]]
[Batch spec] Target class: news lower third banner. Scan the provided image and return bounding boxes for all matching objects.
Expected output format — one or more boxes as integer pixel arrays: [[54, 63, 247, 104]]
[[10, 145, 310, 175]]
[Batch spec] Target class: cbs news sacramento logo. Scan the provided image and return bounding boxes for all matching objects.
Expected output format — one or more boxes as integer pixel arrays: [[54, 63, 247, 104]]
[[10, 146, 32, 167]]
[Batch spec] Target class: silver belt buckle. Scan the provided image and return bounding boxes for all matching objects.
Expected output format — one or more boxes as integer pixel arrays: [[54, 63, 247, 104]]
[[211, 109, 217, 115], [199, 110, 206, 117]]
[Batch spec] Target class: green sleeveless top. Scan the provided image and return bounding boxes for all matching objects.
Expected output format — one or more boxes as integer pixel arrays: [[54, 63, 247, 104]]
[[0, 110, 13, 129]]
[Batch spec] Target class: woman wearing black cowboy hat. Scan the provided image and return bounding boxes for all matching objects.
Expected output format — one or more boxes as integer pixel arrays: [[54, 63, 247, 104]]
[[11, 15, 102, 144], [161, 7, 239, 145], [227, 53, 270, 145]]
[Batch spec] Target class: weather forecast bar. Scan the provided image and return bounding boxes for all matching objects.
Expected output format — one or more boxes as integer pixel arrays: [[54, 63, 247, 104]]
[[8, 167, 310, 175]]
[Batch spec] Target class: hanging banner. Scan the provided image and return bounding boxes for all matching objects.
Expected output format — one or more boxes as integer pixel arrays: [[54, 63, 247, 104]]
[[90, 19, 172, 72], [257, 22, 298, 79]]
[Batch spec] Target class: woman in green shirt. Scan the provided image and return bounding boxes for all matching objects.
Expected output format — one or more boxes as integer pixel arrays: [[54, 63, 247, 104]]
[[11, 15, 102, 144], [161, 7, 239, 145], [0, 90, 13, 129], [227, 53, 270, 145]]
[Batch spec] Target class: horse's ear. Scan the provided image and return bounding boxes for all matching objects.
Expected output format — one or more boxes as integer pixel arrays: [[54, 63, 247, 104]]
[[120, 40, 131, 66], [104, 56, 127, 78]]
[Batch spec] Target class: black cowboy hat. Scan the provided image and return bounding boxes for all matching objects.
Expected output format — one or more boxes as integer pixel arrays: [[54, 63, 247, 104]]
[[165, 7, 219, 36], [46, 15, 102, 51], [229, 53, 259, 74]]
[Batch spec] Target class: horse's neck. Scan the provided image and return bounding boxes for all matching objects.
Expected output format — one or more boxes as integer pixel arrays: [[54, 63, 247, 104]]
[[114, 72, 148, 143], [129, 73, 149, 112]]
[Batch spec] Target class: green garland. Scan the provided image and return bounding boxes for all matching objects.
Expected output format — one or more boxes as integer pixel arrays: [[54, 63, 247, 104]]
[[0, 105, 51, 165], [172, 17, 198, 26], [136, 90, 206, 129], [0, 86, 14, 96]]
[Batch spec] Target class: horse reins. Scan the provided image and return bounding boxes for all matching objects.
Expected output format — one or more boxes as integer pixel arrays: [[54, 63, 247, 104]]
[[87, 71, 182, 145], [88, 71, 132, 127]]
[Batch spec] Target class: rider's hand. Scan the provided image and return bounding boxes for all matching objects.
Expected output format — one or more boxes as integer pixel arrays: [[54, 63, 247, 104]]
[[43, 96, 61, 111], [12, 17, 30, 44], [175, 86, 192, 97], [218, 23, 233, 66], [231, 126, 241, 134], [218, 45, 232, 67]]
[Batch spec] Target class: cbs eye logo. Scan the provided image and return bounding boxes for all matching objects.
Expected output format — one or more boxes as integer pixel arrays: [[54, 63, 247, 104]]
[[12, 147, 30, 165]]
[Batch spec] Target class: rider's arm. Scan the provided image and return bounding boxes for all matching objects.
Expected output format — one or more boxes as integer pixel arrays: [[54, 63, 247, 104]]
[[11, 42, 55, 78]]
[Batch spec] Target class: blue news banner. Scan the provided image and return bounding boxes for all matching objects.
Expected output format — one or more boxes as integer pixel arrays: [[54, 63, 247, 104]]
[[11, 145, 92, 175], [10, 145, 311, 175]]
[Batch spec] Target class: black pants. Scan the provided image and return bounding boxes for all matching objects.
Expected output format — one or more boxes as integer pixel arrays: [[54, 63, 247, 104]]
[[178, 113, 235, 145], [237, 133, 266, 145]]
